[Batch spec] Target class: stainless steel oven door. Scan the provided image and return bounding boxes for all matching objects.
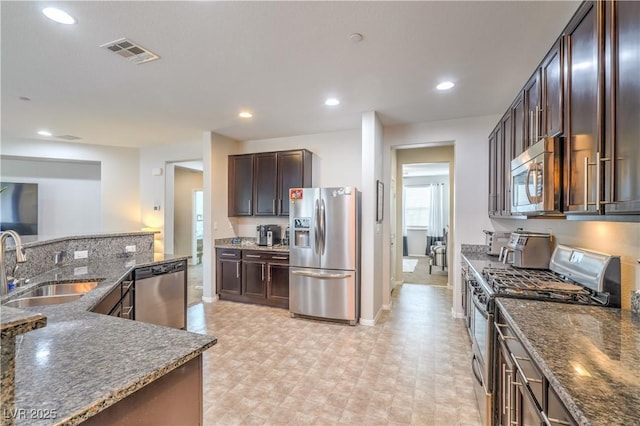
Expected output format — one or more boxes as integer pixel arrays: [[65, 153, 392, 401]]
[[470, 293, 493, 426], [471, 294, 493, 382]]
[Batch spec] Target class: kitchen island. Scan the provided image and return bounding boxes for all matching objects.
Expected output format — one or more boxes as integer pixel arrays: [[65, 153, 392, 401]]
[[0, 250, 217, 425]]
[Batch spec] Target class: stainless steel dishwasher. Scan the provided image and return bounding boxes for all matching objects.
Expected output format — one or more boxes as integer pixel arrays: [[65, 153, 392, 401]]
[[134, 260, 187, 329]]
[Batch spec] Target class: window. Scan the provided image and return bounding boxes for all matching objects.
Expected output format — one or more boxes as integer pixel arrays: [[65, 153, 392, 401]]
[[404, 185, 432, 228]]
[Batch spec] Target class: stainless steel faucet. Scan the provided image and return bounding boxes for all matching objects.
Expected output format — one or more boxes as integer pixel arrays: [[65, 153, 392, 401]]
[[1, 230, 27, 296]]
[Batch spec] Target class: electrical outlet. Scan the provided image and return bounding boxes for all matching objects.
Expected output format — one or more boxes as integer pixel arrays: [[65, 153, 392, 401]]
[[125, 245, 136, 253], [74, 250, 88, 259]]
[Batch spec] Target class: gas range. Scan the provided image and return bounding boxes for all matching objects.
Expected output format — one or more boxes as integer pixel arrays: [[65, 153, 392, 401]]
[[482, 267, 610, 306], [471, 244, 622, 311]]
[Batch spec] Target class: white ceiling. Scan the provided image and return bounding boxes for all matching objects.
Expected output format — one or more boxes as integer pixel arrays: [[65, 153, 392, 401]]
[[1, 1, 580, 149]]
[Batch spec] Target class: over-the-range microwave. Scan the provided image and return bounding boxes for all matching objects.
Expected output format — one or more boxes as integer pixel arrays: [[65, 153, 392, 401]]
[[511, 137, 563, 215]]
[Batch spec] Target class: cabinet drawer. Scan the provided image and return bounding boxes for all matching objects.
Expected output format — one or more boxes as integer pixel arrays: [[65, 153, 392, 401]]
[[217, 248, 241, 260], [242, 250, 289, 263]]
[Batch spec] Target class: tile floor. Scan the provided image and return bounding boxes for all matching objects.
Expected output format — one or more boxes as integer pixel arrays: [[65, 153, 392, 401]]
[[187, 283, 481, 425], [402, 256, 448, 286]]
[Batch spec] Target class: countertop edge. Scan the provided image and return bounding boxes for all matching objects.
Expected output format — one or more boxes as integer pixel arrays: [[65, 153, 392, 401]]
[[56, 338, 217, 426], [496, 299, 591, 426]]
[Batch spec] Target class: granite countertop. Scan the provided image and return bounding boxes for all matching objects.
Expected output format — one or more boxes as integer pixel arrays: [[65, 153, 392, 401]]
[[215, 238, 290, 253], [497, 298, 640, 426], [0, 307, 47, 339], [0, 252, 217, 426]]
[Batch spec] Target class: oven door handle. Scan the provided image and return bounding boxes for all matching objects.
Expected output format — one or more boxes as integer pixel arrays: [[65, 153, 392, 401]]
[[471, 354, 484, 386], [471, 294, 489, 319]]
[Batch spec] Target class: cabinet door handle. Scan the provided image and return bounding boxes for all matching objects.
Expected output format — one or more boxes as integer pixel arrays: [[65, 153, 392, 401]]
[[584, 153, 602, 211], [236, 262, 240, 279], [273, 199, 276, 213], [261, 263, 265, 281], [245, 254, 261, 258], [221, 253, 237, 257], [122, 306, 134, 319], [272, 256, 288, 260], [510, 354, 543, 385], [268, 264, 272, 282], [248, 199, 252, 214]]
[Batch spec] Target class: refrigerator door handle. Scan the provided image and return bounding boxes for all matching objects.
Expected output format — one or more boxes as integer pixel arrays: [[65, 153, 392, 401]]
[[320, 198, 326, 255], [314, 199, 320, 254], [291, 269, 353, 279]]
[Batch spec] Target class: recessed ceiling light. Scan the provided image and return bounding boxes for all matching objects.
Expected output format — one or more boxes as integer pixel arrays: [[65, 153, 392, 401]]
[[436, 81, 455, 91], [325, 98, 340, 106], [37, 130, 53, 137], [349, 33, 363, 43], [42, 7, 76, 25], [238, 112, 253, 118]]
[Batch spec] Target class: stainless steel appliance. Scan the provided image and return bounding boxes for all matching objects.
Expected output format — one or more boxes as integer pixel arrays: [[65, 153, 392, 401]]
[[256, 224, 281, 246], [467, 245, 621, 426], [134, 261, 187, 329], [511, 137, 563, 215], [483, 230, 511, 256], [498, 231, 551, 269], [289, 187, 360, 325]]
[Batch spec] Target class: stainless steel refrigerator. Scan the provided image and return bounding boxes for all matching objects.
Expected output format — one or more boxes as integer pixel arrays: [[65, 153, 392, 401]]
[[289, 187, 360, 325]]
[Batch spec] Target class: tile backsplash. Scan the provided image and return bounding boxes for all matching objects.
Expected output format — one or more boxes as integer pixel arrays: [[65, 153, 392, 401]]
[[2, 233, 155, 279]]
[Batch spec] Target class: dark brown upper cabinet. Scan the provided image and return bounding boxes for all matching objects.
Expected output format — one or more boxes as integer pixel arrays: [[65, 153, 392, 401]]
[[276, 150, 312, 216], [511, 92, 526, 158], [488, 126, 499, 217], [229, 149, 312, 217], [523, 71, 540, 150], [253, 152, 279, 216], [603, 0, 640, 214], [228, 154, 254, 216], [501, 110, 513, 216], [540, 39, 564, 138], [563, 0, 604, 214]]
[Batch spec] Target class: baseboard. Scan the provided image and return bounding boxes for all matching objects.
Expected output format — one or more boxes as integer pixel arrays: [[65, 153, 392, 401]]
[[202, 295, 218, 303], [360, 306, 383, 326], [382, 301, 393, 310], [451, 306, 465, 319]]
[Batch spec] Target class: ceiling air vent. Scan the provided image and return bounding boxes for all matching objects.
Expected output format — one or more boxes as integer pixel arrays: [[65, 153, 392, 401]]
[[55, 135, 81, 141], [100, 38, 160, 65]]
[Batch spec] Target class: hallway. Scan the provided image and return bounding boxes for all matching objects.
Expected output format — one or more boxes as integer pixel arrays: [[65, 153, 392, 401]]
[[187, 284, 481, 425]]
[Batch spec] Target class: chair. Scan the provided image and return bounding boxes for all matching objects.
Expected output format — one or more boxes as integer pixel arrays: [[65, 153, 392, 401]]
[[428, 227, 448, 274]]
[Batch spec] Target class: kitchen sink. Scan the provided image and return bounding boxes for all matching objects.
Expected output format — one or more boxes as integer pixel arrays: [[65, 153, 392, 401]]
[[4, 294, 85, 308], [26, 281, 100, 297]]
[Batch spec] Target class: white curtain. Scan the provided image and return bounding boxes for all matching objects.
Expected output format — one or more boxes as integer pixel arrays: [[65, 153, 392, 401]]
[[426, 183, 445, 249]]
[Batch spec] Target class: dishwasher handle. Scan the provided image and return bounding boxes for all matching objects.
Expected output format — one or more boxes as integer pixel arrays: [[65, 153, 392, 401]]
[[135, 261, 186, 279]]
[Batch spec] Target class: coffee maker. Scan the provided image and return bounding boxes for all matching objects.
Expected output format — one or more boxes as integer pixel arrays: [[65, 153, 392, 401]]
[[256, 225, 281, 246]]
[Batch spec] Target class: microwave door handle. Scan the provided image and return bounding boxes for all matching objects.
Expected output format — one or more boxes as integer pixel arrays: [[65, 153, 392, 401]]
[[525, 165, 535, 203]]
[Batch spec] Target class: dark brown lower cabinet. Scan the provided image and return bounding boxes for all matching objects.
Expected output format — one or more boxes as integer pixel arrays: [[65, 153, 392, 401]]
[[216, 248, 289, 308], [494, 308, 576, 426], [83, 356, 203, 426]]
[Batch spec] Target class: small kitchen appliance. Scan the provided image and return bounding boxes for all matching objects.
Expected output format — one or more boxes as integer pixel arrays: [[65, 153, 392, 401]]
[[483, 230, 511, 256], [511, 137, 563, 215], [499, 231, 551, 269], [256, 224, 281, 246]]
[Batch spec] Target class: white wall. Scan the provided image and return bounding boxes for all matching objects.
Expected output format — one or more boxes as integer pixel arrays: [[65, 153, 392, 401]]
[[0, 138, 141, 232], [204, 131, 241, 301], [361, 111, 384, 325], [1, 157, 101, 236], [138, 139, 203, 251], [384, 114, 501, 317]]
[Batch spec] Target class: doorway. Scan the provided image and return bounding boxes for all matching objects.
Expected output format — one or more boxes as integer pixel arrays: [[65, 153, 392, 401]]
[[393, 145, 454, 288]]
